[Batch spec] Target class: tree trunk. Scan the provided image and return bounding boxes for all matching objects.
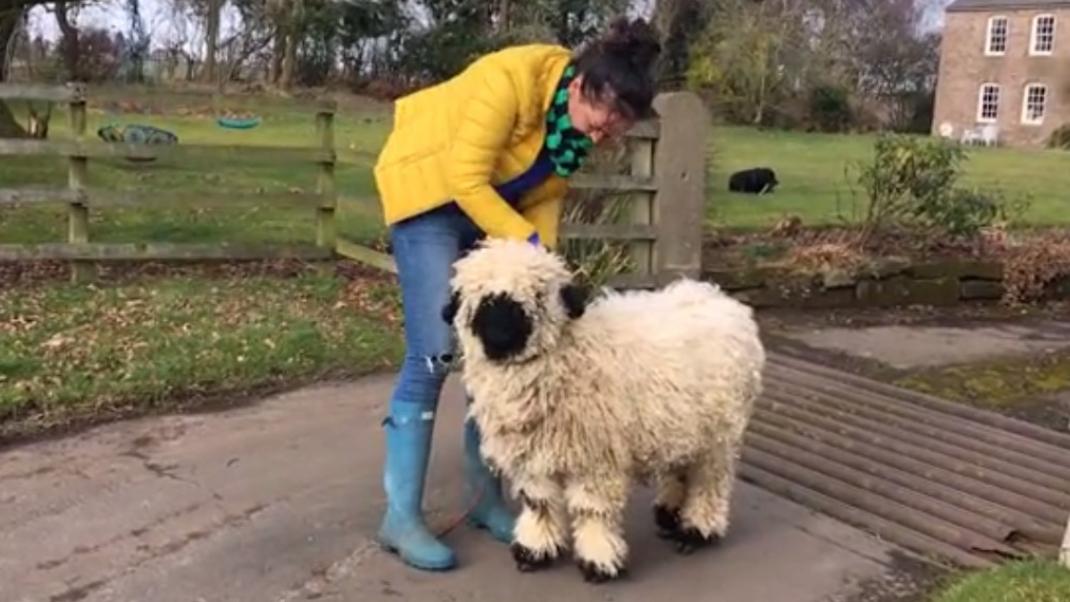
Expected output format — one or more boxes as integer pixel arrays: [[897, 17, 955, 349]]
[[278, 0, 302, 90], [499, 0, 511, 34], [270, 28, 284, 83], [203, 0, 222, 83], [754, 58, 768, 125], [1, 7, 18, 82], [0, 8, 26, 138], [654, 0, 703, 90], [55, 0, 81, 81], [280, 31, 295, 89], [0, 100, 25, 137]]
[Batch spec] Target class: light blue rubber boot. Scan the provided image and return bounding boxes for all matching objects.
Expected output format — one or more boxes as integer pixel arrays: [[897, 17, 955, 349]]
[[377, 404, 457, 571], [463, 418, 517, 544]]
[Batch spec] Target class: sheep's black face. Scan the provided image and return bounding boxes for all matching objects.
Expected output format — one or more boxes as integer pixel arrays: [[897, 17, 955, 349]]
[[469, 293, 534, 361]]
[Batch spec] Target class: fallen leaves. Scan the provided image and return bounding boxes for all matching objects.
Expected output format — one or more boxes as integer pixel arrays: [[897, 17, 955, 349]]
[[0, 267, 404, 441]]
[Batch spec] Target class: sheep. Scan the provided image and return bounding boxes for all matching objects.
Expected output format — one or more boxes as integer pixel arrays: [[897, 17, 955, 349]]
[[441, 238, 765, 583], [729, 167, 779, 194]]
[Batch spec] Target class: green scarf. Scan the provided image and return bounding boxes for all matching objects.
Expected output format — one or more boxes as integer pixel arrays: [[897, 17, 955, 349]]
[[544, 64, 594, 178]]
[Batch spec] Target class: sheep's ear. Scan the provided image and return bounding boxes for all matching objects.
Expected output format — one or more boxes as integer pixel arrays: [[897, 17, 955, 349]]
[[560, 283, 589, 319], [442, 291, 461, 324]]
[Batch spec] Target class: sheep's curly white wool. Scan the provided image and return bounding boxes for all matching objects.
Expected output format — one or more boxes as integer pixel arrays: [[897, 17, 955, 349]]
[[446, 239, 765, 583]]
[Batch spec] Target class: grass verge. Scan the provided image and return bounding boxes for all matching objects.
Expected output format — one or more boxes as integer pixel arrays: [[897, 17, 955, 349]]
[[0, 261, 403, 442], [928, 560, 1070, 602]]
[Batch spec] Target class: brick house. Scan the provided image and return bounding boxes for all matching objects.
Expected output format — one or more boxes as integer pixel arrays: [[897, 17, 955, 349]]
[[932, 0, 1070, 147]]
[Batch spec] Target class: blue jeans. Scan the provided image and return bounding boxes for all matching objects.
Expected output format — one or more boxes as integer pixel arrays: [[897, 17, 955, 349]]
[[377, 202, 515, 570], [388, 203, 483, 406]]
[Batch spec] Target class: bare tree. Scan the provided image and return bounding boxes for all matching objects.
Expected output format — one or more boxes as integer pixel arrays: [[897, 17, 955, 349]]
[[216, 0, 274, 89], [125, 0, 150, 82], [653, 0, 704, 89], [689, 0, 809, 124], [278, 0, 303, 90], [266, 0, 302, 88], [202, 0, 222, 82], [54, 0, 83, 80], [2, 1, 40, 137]]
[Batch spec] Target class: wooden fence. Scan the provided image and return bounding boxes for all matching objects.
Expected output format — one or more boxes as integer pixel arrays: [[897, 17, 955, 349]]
[[336, 91, 710, 289], [559, 91, 708, 288], [0, 82, 338, 282], [1, 84, 707, 289]]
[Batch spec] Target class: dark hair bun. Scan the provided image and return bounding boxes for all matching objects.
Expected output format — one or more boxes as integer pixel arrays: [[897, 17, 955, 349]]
[[573, 16, 663, 120], [601, 17, 661, 72]]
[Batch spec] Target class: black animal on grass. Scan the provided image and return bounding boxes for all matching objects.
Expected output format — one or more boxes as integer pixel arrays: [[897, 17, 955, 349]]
[[728, 167, 779, 194]]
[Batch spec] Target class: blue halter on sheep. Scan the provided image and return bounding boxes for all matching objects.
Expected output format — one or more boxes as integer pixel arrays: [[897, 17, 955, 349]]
[[444, 239, 766, 583]]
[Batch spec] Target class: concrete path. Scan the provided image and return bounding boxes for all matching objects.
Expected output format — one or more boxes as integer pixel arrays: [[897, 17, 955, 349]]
[[2, 375, 908, 602], [781, 320, 1070, 370]]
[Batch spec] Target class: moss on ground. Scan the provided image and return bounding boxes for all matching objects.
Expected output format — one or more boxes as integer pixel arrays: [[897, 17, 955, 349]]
[[893, 351, 1070, 409]]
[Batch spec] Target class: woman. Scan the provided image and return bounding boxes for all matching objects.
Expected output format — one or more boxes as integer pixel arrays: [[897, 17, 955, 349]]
[[372, 17, 662, 571]]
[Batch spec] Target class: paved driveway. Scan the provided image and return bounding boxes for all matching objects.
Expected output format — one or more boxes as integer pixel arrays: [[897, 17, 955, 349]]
[[1, 375, 906, 602]]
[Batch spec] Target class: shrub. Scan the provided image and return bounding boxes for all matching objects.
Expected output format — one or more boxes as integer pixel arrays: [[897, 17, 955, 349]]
[[1047, 124, 1070, 149], [808, 84, 853, 132], [1002, 234, 1070, 304], [888, 89, 936, 134], [560, 141, 636, 289], [853, 134, 1024, 243]]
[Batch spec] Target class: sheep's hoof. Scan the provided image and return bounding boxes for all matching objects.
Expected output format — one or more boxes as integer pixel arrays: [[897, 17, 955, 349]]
[[577, 559, 627, 584], [671, 527, 722, 555], [511, 543, 559, 572], [653, 505, 681, 538]]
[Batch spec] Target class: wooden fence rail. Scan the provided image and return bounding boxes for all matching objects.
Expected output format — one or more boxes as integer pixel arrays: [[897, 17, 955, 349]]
[[2, 83, 706, 289], [557, 91, 708, 289], [0, 82, 338, 282]]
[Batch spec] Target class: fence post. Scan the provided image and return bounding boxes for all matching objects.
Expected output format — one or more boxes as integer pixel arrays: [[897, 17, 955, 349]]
[[627, 131, 656, 283], [315, 102, 337, 250], [651, 91, 708, 284], [66, 82, 93, 283]]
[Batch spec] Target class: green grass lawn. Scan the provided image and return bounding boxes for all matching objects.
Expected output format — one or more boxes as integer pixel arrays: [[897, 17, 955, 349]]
[[5, 89, 1070, 246], [928, 560, 1070, 602], [708, 125, 1070, 230], [0, 264, 404, 441], [0, 87, 411, 439], [0, 86, 392, 246]]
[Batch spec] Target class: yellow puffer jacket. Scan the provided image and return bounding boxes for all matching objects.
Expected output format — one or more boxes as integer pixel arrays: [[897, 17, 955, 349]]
[[373, 44, 573, 247]]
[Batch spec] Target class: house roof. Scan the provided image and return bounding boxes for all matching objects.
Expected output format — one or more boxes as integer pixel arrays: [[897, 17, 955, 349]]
[[948, 0, 1070, 12]]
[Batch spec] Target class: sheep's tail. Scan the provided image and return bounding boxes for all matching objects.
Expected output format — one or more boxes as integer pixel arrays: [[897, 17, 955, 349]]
[[663, 278, 756, 322]]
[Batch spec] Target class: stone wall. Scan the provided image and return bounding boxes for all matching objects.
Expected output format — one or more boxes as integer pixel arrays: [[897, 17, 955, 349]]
[[705, 259, 1069, 308]]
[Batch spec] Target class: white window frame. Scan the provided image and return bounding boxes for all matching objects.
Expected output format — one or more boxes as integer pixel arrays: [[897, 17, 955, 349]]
[[1021, 83, 1048, 125], [986, 15, 1009, 55], [977, 83, 1001, 123], [1030, 14, 1056, 56]]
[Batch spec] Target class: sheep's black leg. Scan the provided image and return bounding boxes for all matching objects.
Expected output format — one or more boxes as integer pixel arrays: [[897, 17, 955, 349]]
[[653, 471, 687, 539], [654, 504, 681, 537], [510, 478, 567, 572], [670, 527, 723, 555], [565, 477, 630, 584], [666, 453, 736, 555]]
